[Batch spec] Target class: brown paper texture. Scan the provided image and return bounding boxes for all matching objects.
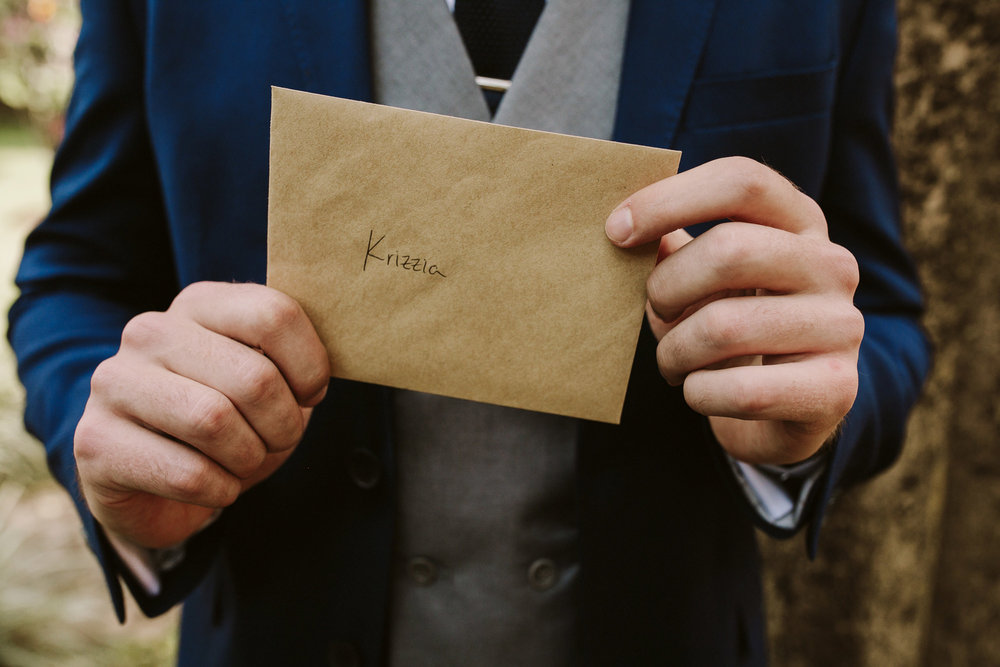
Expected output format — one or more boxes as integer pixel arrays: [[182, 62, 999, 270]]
[[267, 87, 680, 423]]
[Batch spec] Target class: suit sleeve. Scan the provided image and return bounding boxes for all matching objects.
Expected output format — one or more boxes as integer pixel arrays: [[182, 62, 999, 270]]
[[768, 0, 932, 553], [7, 0, 221, 619]]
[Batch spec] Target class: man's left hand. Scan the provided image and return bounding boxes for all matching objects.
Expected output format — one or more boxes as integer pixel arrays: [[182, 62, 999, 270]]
[[606, 157, 863, 465]]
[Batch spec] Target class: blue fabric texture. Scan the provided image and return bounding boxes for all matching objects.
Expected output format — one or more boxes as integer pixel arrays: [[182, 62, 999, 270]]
[[8, 0, 930, 665]]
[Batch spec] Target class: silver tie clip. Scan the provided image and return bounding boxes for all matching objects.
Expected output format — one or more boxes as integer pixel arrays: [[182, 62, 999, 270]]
[[475, 76, 512, 92]]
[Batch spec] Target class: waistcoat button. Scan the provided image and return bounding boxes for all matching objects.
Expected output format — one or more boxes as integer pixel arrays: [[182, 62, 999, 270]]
[[347, 448, 382, 489], [527, 558, 558, 591], [406, 556, 439, 586]]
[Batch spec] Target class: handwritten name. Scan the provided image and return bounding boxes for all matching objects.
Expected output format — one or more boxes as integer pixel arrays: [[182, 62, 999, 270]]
[[364, 230, 447, 278]]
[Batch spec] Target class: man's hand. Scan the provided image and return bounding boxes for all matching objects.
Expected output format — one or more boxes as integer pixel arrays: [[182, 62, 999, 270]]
[[74, 282, 330, 549], [606, 157, 863, 465]]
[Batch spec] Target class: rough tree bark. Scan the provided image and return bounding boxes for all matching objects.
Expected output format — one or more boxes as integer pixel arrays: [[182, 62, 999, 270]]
[[761, 2, 1000, 665]]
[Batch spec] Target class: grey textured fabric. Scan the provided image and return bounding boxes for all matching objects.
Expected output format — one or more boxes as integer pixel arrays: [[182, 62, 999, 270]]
[[371, 0, 490, 121], [371, 0, 630, 665], [389, 394, 579, 666], [493, 0, 630, 139]]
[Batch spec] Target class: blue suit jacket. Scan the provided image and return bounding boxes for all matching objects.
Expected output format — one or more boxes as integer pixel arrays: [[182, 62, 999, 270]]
[[9, 0, 930, 664]]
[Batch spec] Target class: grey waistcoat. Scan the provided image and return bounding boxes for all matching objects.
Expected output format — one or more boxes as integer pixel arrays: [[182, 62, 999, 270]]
[[371, 1, 629, 664]]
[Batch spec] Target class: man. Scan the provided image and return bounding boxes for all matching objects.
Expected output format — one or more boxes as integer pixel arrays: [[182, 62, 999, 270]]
[[9, 0, 930, 664]]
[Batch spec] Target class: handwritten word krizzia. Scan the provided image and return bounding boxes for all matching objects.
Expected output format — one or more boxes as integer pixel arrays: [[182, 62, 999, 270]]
[[364, 230, 447, 278]]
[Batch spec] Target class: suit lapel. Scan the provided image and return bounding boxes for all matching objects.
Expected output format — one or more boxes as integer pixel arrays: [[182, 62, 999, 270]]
[[612, 0, 719, 150], [277, 0, 373, 101], [370, 0, 490, 119], [277, 0, 719, 150]]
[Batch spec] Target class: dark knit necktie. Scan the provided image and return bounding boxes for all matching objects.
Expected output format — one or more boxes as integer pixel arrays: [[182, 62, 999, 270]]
[[454, 0, 545, 113]]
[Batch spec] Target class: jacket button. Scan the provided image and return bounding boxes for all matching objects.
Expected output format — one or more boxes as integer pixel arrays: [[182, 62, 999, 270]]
[[527, 558, 558, 592], [347, 448, 381, 490], [406, 556, 438, 586], [328, 640, 362, 667]]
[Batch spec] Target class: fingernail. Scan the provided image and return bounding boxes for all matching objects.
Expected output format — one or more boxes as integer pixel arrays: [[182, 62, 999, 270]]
[[605, 204, 633, 244]]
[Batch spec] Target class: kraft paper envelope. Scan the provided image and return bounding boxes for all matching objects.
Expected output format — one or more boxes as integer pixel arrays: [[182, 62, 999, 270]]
[[267, 87, 680, 423]]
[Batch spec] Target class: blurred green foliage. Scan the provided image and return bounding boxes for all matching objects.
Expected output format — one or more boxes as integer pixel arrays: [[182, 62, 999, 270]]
[[0, 0, 79, 142]]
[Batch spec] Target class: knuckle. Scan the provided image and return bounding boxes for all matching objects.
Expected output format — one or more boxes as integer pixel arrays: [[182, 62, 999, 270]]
[[164, 461, 206, 500], [730, 157, 770, 204], [303, 365, 331, 399], [713, 253, 750, 287], [120, 311, 168, 350], [290, 348, 330, 403], [271, 408, 307, 452], [171, 281, 214, 309], [89, 359, 119, 396], [217, 479, 242, 507], [827, 244, 860, 291], [828, 358, 860, 416], [169, 459, 240, 507], [703, 224, 751, 274], [684, 393, 705, 415], [825, 302, 865, 350], [720, 155, 761, 176], [843, 307, 866, 348], [832, 389, 857, 421], [73, 415, 103, 463], [800, 195, 828, 231], [233, 356, 282, 406], [230, 442, 267, 479], [701, 303, 744, 350], [188, 393, 234, 441], [656, 335, 684, 384], [167, 459, 230, 505], [257, 291, 303, 339], [682, 379, 710, 414]]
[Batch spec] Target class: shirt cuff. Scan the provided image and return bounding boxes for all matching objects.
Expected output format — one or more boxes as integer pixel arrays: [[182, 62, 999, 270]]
[[726, 448, 830, 532], [102, 510, 222, 597]]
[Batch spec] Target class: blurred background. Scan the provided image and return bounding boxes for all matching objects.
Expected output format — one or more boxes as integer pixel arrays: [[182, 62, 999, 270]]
[[0, 1, 178, 665], [0, 1, 997, 665]]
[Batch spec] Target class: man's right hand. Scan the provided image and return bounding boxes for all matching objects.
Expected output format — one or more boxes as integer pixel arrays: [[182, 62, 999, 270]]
[[74, 282, 330, 550]]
